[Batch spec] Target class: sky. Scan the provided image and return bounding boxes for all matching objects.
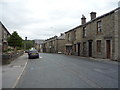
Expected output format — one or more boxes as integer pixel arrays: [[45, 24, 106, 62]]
[[0, 0, 119, 40]]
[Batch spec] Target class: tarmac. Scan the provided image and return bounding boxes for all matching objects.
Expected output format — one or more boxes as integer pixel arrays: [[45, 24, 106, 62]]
[[2, 53, 28, 88], [1, 53, 119, 89]]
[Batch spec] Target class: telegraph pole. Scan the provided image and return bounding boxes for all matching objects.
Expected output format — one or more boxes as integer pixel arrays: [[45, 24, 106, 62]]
[[24, 37, 27, 50]]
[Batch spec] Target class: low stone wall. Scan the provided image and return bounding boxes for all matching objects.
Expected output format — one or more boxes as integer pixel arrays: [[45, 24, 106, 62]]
[[2, 51, 24, 65]]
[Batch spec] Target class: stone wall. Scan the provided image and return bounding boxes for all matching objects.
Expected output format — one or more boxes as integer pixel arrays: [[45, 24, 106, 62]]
[[57, 39, 65, 53], [118, 8, 120, 61], [2, 51, 24, 65]]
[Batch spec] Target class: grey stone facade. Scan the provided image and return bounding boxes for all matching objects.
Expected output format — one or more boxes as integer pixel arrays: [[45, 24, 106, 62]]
[[41, 7, 119, 61], [34, 39, 44, 52], [0, 22, 11, 52], [65, 7, 120, 61], [118, 7, 120, 61], [0, 22, 2, 52], [42, 33, 65, 54]]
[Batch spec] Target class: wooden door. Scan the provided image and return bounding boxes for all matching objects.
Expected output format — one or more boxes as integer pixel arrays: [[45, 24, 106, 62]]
[[88, 41, 92, 57], [78, 43, 80, 56], [106, 40, 111, 59]]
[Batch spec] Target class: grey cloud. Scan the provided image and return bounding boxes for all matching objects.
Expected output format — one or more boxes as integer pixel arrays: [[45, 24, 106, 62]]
[[0, 0, 119, 40]]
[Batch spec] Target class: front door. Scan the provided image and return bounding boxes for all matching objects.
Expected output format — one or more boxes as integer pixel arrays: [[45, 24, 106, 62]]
[[88, 41, 92, 57], [106, 40, 111, 59], [66, 46, 72, 55], [78, 43, 80, 56]]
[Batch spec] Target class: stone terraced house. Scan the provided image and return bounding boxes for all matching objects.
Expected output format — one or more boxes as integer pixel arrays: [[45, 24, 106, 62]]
[[42, 33, 65, 54], [34, 39, 44, 52], [65, 7, 120, 61], [0, 22, 11, 52]]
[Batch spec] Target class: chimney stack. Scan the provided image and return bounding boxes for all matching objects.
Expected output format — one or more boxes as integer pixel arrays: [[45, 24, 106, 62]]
[[25, 37, 27, 40], [90, 12, 96, 20], [81, 14, 86, 25], [60, 33, 64, 36]]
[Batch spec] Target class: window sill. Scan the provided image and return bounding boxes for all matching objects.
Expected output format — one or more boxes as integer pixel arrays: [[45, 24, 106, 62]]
[[96, 33, 103, 35], [96, 52, 102, 54]]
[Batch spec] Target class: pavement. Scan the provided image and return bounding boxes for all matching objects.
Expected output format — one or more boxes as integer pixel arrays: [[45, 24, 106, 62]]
[[2, 53, 28, 88], [0, 66, 2, 90]]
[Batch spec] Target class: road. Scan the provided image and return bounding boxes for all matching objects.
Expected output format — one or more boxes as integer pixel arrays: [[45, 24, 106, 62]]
[[16, 53, 118, 88]]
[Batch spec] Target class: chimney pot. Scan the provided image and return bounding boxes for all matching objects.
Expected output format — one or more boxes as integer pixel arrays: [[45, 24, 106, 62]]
[[90, 12, 96, 20], [25, 37, 27, 40], [60, 33, 64, 36], [81, 14, 86, 24]]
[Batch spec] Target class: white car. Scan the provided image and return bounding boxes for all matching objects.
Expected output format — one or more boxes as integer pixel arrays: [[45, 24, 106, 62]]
[[58, 52, 62, 54]]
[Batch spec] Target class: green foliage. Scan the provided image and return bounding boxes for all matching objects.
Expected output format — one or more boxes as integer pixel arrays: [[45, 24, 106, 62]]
[[8, 31, 23, 48], [7, 48, 14, 51], [3, 48, 14, 53], [22, 40, 34, 50], [16, 47, 22, 50]]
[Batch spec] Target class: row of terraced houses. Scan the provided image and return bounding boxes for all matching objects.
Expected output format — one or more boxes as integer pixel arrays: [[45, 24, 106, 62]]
[[42, 7, 120, 61]]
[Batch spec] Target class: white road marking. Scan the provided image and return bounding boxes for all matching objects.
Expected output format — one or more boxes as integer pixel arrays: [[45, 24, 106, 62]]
[[12, 66, 21, 68], [39, 57, 43, 58]]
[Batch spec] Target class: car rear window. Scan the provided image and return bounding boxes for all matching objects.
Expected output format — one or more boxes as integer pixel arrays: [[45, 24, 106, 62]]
[[29, 50, 38, 53]]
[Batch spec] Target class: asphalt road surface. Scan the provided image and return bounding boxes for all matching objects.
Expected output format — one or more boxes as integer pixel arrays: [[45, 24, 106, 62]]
[[16, 53, 118, 88]]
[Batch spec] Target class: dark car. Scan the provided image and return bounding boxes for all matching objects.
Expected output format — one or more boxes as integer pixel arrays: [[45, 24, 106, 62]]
[[28, 49, 39, 59], [25, 50, 29, 53]]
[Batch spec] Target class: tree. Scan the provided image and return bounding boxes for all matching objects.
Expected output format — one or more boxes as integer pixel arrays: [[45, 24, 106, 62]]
[[22, 40, 34, 50], [8, 31, 23, 49]]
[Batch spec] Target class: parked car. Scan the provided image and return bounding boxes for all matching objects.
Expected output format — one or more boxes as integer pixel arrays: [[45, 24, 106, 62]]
[[58, 52, 62, 54], [28, 49, 39, 59], [25, 50, 29, 53]]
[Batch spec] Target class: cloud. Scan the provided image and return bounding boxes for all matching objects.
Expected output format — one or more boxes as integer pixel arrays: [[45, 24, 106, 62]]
[[0, 0, 119, 40]]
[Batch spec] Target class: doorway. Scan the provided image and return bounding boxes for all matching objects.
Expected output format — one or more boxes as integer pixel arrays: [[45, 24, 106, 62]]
[[66, 46, 72, 55], [88, 40, 92, 57], [77, 43, 80, 56], [106, 40, 111, 59]]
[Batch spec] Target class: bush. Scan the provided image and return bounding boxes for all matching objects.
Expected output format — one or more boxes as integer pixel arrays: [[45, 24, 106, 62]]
[[16, 47, 22, 50], [3, 50, 7, 53], [3, 48, 14, 53], [7, 48, 14, 51]]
